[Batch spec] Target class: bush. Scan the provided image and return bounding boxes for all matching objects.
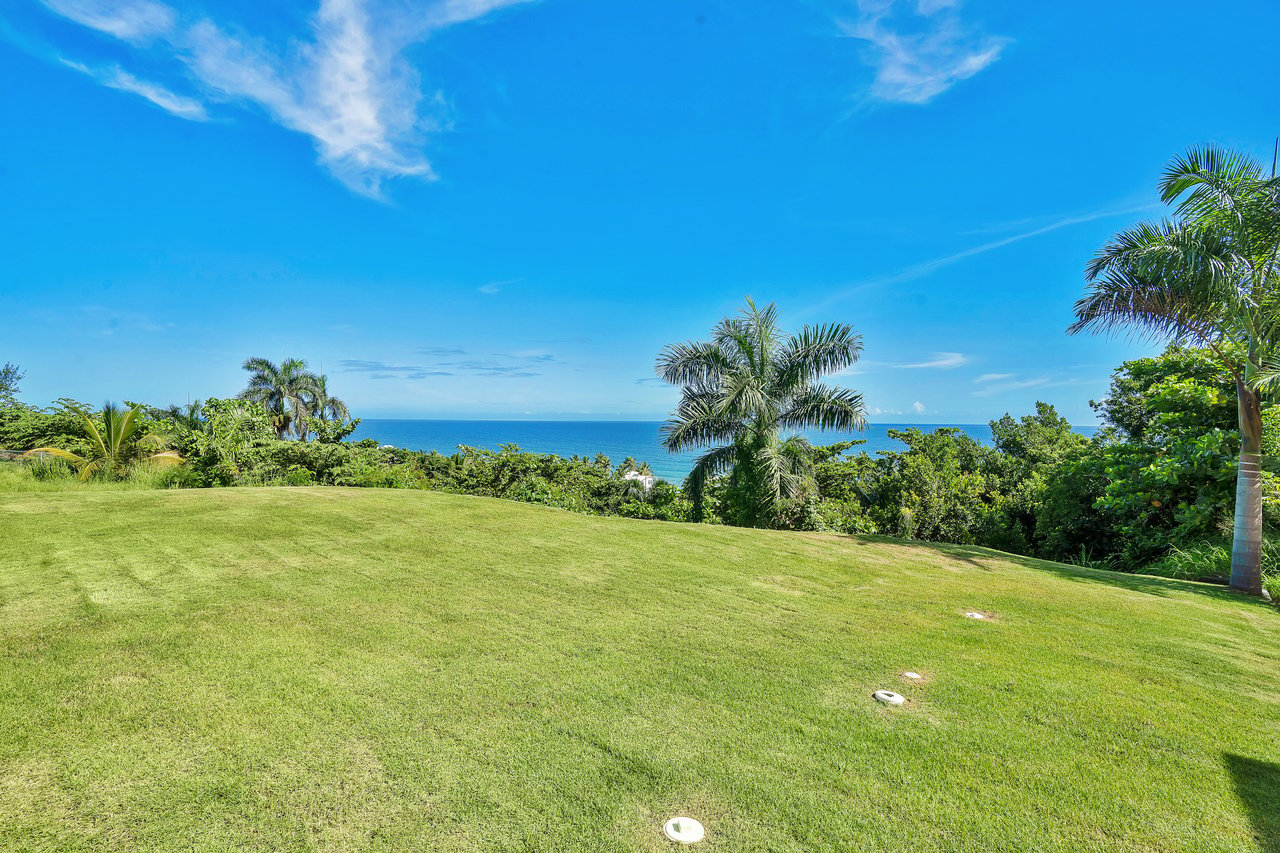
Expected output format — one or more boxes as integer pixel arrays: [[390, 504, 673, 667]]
[[1147, 538, 1280, 587], [283, 466, 316, 486], [1146, 542, 1232, 582], [810, 498, 877, 534], [22, 453, 74, 481], [619, 482, 694, 522]]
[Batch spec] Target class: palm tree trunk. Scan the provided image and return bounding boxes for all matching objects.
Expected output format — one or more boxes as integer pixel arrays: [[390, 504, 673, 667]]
[[1230, 378, 1264, 595]]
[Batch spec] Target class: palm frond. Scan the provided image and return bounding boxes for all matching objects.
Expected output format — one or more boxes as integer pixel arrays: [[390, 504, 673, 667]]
[[78, 457, 107, 482], [661, 392, 740, 451], [752, 436, 814, 520], [656, 340, 734, 386], [780, 383, 867, 432], [715, 371, 772, 423], [143, 450, 185, 468], [73, 404, 109, 461], [775, 322, 862, 390], [1160, 145, 1263, 219], [21, 447, 85, 466], [1071, 220, 1240, 340]]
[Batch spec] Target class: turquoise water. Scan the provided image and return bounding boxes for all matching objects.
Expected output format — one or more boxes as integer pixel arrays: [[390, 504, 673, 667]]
[[349, 420, 1091, 483]]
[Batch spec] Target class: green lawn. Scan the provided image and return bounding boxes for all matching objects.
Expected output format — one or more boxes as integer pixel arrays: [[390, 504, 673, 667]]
[[2, 487, 1278, 852]]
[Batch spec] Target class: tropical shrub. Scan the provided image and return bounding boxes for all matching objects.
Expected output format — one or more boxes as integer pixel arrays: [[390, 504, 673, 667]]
[[23, 402, 182, 481], [0, 399, 93, 453]]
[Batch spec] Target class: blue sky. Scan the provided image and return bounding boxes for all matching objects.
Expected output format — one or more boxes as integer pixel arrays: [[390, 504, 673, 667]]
[[1, 0, 1276, 423]]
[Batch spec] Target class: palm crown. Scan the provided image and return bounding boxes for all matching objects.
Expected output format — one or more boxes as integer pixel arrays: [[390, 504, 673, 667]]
[[240, 356, 327, 438], [1070, 146, 1280, 368], [657, 298, 866, 526]]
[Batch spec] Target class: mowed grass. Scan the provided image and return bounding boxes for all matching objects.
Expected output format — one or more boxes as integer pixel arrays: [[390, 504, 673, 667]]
[[2, 487, 1279, 852]]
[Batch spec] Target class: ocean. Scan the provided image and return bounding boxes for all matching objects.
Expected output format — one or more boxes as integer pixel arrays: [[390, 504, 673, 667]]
[[348, 420, 1095, 483]]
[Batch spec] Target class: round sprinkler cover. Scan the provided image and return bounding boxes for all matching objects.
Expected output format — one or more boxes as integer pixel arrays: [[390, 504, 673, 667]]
[[873, 690, 905, 706], [964, 611, 986, 620], [903, 671, 922, 680], [664, 817, 705, 844]]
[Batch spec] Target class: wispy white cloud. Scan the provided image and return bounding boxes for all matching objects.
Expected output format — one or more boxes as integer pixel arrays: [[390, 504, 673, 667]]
[[476, 277, 520, 294], [894, 351, 968, 369], [42, 0, 174, 43], [971, 374, 1083, 397], [805, 201, 1159, 316], [340, 359, 453, 379], [839, 0, 1009, 104], [62, 59, 207, 120], [509, 348, 556, 362], [912, 400, 926, 413], [37, 0, 534, 196]]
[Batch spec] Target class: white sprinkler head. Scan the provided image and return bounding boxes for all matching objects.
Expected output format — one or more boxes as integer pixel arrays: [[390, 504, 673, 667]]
[[903, 672, 922, 680], [873, 690, 905, 706], [664, 817, 705, 844], [964, 612, 986, 620]]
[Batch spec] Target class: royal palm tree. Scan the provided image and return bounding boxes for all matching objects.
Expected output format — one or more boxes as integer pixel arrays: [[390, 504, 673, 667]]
[[658, 298, 866, 527], [239, 357, 321, 439], [23, 402, 182, 480], [1070, 145, 1280, 596]]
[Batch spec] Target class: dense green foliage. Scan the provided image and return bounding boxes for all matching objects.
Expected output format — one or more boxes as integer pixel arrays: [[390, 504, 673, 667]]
[[802, 405, 1086, 555], [0, 398, 92, 456], [23, 402, 182, 481], [793, 347, 1278, 594]]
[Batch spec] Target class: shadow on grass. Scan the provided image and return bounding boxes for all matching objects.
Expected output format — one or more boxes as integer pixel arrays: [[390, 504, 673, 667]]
[[847, 534, 1277, 610], [1224, 753, 1280, 853]]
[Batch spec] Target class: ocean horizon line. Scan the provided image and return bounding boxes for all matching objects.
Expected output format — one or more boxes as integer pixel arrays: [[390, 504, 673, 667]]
[[354, 416, 1102, 428]]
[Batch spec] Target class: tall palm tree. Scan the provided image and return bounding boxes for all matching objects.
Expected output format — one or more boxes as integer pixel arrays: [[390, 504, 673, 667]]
[[23, 402, 182, 480], [239, 357, 321, 440], [1070, 145, 1280, 596], [658, 298, 866, 527]]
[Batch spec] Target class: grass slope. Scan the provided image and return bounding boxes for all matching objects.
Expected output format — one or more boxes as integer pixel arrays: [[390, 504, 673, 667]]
[[2, 487, 1279, 852]]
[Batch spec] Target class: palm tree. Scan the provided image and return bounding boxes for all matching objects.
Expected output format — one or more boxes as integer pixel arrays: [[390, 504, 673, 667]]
[[23, 402, 183, 480], [616, 456, 653, 477], [1070, 145, 1280, 596], [160, 400, 205, 430], [657, 298, 866, 527], [239, 357, 321, 439], [311, 374, 350, 423]]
